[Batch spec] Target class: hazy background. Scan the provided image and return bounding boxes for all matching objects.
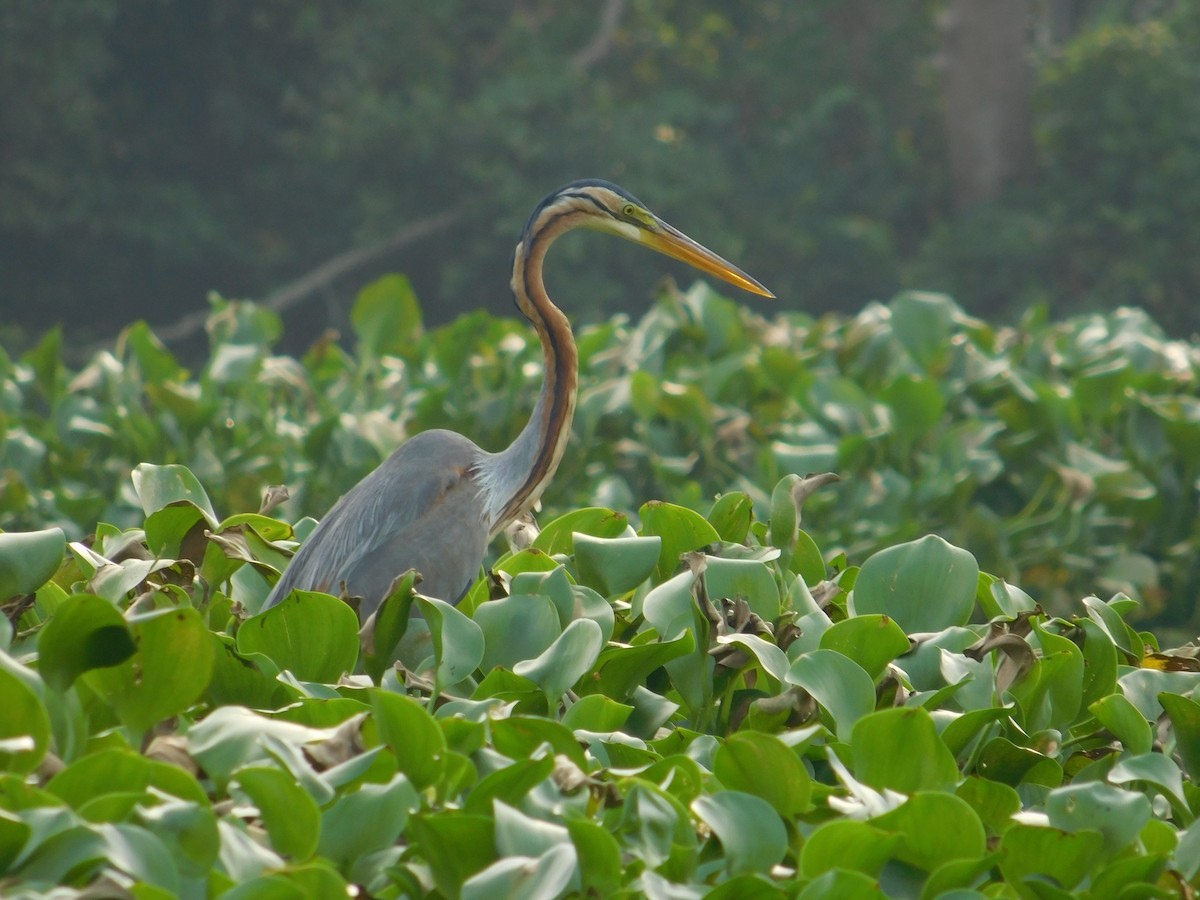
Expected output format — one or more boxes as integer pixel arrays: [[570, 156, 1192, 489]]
[[3, 0, 1198, 353]]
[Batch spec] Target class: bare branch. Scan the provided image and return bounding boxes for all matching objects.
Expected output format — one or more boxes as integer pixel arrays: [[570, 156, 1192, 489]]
[[150, 206, 465, 346], [571, 0, 626, 72]]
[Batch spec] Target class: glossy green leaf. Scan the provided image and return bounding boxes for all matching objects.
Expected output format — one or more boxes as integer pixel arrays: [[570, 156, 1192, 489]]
[[853, 535, 979, 632], [566, 817, 623, 898], [234, 765, 322, 859], [409, 813, 496, 898], [573, 533, 662, 595], [787, 649, 877, 742], [997, 824, 1105, 890], [351, 273, 422, 359], [800, 819, 899, 878], [819, 614, 911, 681], [581, 632, 695, 701], [371, 689, 448, 790], [473, 592, 562, 673], [0, 527, 64, 599], [561, 693, 633, 732], [461, 843, 577, 900], [874, 792, 985, 872], [0, 666, 50, 774], [714, 731, 812, 817], [1090, 692, 1153, 755], [513, 617, 604, 701], [1159, 692, 1200, 780], [464, 755, 555, 816], [1109, 752, 1189, 816], [639, 500, 721, 582], [704, 556, 781, 621], [1045, 782, 1152, 856], [317, 773, 417, 866], [83, 606, 215, 734], [956, 776, 1021, 836], [37, 593, 136, 692], [531, 507, 631, 556], [851, 707, 959, 793], [417, 595, 485, 692], [708, 492, 754, 543], [692, 790, 787, 875], [131, 463, 219, 524], [237, 590, 358, 683]]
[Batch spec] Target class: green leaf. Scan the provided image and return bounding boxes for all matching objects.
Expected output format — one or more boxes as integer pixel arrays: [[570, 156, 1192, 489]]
[[122, 321, 184, 383], [692, 791, 787, 876], [238, 590, 359, 683], [409, 813, 496, 898], [704, 556, 781, 621], [206, 634, 283, 709], [531, 507, 631, 555], [956, 776, 1021, 836], [581, 632, 695, 701], [131, 463, 219, 524], [797, 869, 884, 900], [573, 533, 661, 595], [768, 474, 801, 550], [708, 492, 754, 543], [0, 666, 50, 774], [561, 694, 633, 732], [417, 596, 485, 693], [819, 614, 911, 681], [464, 755, 555, 816], [351, 274, 423, 360], [135, 798, 219, 879], [1045, 782, 1152, 857], [0, 809, 31, 872], [566, 817, 623, 897], [513, 618, 604, 702], [1108, 752, 1189, 817], [0, 527, 65, 599], [474, 592, 562, 673], [363, 571, 418, 683], [850, 707, 960, 793], [1089, 693, 1152, 756], [371, 690, 447, 791], [873, 792, 986, 871], [713, 731, 812, 817], [800, 819, 899, 878], [234, 765, 322, 859], [83, 606, 215, 735], [997, 824, 1105, 890], [317, 773, 417, 866], [889, 291, 956, 370], [639, 500, 721, 582], [461, 844, 577, 900], [1159, 692, 1200, 780], [853, 535, 979, 632], [37, 593, 136, 692], [977, 737, 1062, 788], [45, 747, 151, 810], [787, 649, 877, 742]]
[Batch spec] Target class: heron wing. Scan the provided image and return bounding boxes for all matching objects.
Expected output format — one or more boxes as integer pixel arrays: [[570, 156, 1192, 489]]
[[265, 430, 489, 613]]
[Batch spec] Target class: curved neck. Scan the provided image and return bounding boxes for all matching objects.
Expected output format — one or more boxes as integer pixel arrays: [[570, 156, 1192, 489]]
[[476, 209, 583, 535]]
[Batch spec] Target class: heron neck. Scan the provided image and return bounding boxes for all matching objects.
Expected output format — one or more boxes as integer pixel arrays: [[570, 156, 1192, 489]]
[[478, 213, 581, 535]]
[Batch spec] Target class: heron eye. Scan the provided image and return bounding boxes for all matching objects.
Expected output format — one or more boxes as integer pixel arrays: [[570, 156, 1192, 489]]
[[621, 203, 638, 219]]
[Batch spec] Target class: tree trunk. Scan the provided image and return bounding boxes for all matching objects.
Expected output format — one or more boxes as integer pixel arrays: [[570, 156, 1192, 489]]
[[941, 0, 1035, 208]]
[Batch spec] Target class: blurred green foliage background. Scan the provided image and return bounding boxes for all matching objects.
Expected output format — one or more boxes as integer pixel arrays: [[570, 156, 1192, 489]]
[[3, 1, 1199, 347]]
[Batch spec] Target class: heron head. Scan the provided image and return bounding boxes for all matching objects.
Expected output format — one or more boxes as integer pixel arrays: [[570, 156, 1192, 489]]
[[532, 179, 775, 299]]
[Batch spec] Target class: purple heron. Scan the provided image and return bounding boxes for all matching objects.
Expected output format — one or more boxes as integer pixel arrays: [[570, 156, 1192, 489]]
[[264, 180, 772, 619]]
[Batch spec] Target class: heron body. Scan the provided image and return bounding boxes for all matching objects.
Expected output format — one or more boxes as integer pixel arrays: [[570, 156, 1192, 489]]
[[264, 180, 772, 620]]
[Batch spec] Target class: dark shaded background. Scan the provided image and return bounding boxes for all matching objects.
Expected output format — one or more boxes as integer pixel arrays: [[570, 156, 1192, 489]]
[[2, 0, 1199, 355]]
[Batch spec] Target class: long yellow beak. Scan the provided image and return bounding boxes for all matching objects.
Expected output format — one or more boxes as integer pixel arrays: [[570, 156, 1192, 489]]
[[641, 219, 775, 298]]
